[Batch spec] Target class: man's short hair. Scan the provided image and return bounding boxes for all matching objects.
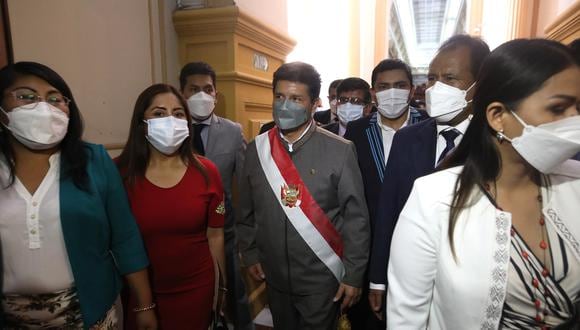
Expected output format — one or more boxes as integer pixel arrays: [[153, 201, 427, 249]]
[[179, 62, 217, 90], [371, 59, 413, 88], [272, 62, 321, 102], [336, 78, 371, 104], [329, 79, 343, 93], [438, 34, 491, 79]]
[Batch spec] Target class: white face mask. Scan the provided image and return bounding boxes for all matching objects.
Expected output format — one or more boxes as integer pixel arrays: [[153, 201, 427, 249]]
[[337, 103, 364, 125], [499, 112, 580, 173], [426, 81, 474, 123], [187, 91, 215, 120], [144, 116, 190, 155], [375, 88, 410, 119], [0, 102, 69, 150]]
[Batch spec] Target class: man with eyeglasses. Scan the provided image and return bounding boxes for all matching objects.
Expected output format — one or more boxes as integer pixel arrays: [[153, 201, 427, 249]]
[[342, 59, 429, 328], [237, 62, 370, 329], [322, 78, 373, 137], [312, 79, 343, 126]]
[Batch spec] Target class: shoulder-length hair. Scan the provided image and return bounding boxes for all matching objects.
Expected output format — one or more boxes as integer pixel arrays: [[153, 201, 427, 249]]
[[116, 83, 207, 186], [441, 39, 578, 257], [0, 62, 88, 190]]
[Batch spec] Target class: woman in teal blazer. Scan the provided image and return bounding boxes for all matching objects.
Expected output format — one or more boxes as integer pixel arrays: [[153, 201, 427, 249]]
[[0, 62, 157, 329]]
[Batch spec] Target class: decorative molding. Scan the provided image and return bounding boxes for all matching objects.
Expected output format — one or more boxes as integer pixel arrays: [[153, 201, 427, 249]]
[[104, 142, 125, 151], [544, 0, 580, 43], [173, 6, 295, 56], [218, 71, 271, 88], [244, 101, 271, 113]]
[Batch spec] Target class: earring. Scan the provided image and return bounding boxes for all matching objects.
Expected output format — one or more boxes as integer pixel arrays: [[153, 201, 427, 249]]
[[496, 129, 504, 143]]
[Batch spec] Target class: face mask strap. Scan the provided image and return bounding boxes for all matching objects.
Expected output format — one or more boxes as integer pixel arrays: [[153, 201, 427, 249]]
[[509, 110, 528, 128]]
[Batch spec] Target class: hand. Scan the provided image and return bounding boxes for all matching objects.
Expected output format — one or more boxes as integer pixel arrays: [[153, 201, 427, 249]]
[[135, 309, 158, 330], [248, 263, 265, 281], [333, 283, 361, 312], [368, 289, 384, 320]]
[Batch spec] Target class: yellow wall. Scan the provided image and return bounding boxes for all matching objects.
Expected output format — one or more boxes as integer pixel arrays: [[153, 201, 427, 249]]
[[173, 6, 295, 139]]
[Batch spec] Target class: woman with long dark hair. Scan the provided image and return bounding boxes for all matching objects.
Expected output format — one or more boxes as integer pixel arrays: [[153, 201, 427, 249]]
[[387, 39, 580, 329], [117, 84, 226, 329], [0, 62, 156, 329]]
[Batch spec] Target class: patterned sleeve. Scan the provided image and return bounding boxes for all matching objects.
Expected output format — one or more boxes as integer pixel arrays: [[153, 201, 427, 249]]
[[202, 158, 225, 228]]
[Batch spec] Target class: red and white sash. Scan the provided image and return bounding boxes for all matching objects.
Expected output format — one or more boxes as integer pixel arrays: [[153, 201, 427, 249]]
[[255, 128, 345, 281]]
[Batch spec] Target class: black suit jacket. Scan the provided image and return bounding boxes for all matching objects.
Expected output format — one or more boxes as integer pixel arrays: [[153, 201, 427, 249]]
[[368, 118, 438, 286], [313, 109, 332, 125], [321, 122, 339, 135]]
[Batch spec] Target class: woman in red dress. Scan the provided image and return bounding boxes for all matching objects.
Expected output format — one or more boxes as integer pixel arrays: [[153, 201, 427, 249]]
[[117, 84, 226, 329]]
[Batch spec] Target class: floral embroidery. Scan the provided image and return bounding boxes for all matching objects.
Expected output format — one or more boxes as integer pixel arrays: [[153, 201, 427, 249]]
[[482, 212, 510, 330], [2, 287, 118, 329], [546, 208, 580, 260], [215, 201, 225, 215]]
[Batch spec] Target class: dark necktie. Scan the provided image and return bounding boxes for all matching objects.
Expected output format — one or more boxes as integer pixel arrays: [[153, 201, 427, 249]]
[[193, 123, 206, 156], [437, 128, 460, 164]]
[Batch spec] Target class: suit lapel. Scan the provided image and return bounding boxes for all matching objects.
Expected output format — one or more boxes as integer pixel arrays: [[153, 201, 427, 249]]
[[365, 114, 385, 182], [205, 115, 220, 156], [412, 119, 437, 176]]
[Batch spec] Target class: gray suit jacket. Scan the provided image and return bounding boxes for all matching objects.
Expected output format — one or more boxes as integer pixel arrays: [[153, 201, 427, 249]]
[[205, 114, 246, 240], [237, 123, 370, 294]]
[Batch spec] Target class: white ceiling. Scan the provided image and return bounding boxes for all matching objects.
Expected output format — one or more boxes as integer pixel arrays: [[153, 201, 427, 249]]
[[393, 0, 466, 69]]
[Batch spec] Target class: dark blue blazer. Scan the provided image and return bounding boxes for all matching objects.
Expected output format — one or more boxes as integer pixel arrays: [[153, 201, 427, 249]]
[[343, 109, 428, 229], [368, 117, 439, 286]]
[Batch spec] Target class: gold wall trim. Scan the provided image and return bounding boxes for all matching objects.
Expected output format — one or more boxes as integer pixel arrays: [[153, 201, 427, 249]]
[[173, 6, 295, 56], [244, 101, 271, 113], [544, 0, 580, 43], [218, 71, 271, 88], [104, 142, 125, 151]]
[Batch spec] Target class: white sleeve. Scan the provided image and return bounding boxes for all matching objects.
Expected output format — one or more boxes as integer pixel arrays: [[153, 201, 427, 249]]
[[386, 179, 441, 329]]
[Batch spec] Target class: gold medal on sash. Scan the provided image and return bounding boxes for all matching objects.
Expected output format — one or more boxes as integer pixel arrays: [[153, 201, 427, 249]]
[[280, 184, 302, 207]]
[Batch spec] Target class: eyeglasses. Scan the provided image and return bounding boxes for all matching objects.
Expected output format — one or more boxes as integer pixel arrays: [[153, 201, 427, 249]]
[[337, 96, 368, 106], [8, 90, 71, 109]]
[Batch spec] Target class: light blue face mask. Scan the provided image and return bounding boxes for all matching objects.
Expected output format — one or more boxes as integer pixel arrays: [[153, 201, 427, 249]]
[[273, 99, 310, 130]]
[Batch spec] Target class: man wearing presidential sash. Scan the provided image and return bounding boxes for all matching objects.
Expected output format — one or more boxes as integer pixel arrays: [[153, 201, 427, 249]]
[[237, 62, 370, 329]]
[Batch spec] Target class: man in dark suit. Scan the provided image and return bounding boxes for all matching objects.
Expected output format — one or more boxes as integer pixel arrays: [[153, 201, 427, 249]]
[[368, 35, 491, 318], [313, 78, 342, 125], [343, 59, 428, 329], [322, 78, 373, 137], [180, 62, 254, 330]]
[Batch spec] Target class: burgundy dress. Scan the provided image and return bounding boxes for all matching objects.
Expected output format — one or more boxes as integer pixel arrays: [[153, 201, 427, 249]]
[[124, 158, 224, 329]]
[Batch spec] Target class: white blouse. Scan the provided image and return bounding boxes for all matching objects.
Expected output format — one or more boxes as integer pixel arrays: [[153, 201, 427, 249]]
[[0, 153, 75, 294]]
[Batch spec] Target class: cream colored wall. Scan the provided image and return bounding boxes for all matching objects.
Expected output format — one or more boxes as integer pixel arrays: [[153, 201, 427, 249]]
[[236, 0, 288, 34], [7, 0, 180, 155], [535, 0, 578, 36], [287, 0, 390, 108]]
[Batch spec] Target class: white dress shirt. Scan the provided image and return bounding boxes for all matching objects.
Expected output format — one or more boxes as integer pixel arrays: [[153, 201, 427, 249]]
[[193, 113, 213, 149], [435, 115, 471, 166], [377, 110, 410, 165], [0, 153, 75, 294]]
